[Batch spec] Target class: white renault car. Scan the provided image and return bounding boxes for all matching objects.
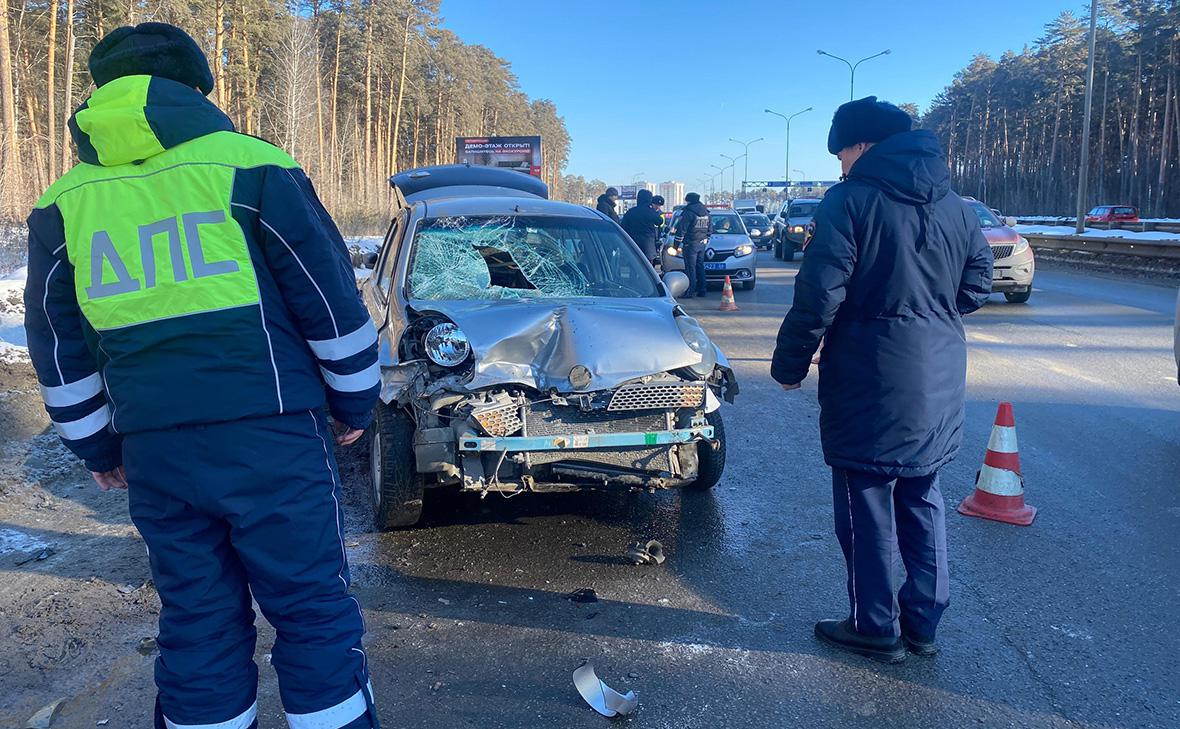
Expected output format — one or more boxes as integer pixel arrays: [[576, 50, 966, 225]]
[[660, 208, 757, 290]]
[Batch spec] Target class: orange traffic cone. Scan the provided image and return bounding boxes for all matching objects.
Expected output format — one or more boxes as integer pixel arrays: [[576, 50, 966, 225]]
[[719, 276, 740, 312], [958, 402, 1037, 526]]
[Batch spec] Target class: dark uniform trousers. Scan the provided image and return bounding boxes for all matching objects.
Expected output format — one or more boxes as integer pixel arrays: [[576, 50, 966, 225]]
[[831, 467, 950, 639], [682, 241, 709, 297], [127, 409, 379, 729]]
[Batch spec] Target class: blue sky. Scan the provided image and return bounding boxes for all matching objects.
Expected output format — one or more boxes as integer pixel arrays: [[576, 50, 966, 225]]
[[438, 0, 1077, 190]]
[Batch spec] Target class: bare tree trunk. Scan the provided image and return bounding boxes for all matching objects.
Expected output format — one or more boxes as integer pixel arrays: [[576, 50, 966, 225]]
[[47, 0, 59, 182], [0, 0, 21, 214], [390, 10, 410, 176], [23, 61, 47, 193], [363, 6, 373, 192], [214, 0, 226, 108], [1157, 48, 1173, 214], [411, 102, 419, 169], [60, 0, 75, 173]]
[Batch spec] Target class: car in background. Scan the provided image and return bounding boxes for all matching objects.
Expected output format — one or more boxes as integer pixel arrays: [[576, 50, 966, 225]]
[[964, 197, 1035, 303], [773, 197, 822, 260], [1085, 205, 1140, 224], [358, 165, 737, 528], [661, 208, 758, 290], [740, 212, 775, 250], [733, 198, 758, 213]]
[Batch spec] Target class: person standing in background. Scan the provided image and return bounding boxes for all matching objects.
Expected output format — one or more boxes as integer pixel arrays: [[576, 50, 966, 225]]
[[674, 192, 712, 298], [596, 186, 621, 223]]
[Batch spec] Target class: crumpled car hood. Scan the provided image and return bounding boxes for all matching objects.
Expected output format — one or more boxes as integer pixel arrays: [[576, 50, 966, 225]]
[[412, 298, 724, 392]]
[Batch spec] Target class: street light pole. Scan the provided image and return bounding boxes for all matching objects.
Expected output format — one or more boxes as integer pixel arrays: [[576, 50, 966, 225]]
[[709, 164, 726, 200], [1075, 0, 1099, 234], [720, 153, 739, 196], [816, 49, 891, 100], [728, 137, 763, 196], [765, 107, 812, 191]]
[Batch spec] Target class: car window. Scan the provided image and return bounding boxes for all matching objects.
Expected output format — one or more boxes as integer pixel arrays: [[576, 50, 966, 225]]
[[710, 212, 744, 234], [1088, 207, 1109, 215], [788, 202, 819, 217], [407, 214, 662, 300], [1116, 207, 1135, 215], [969, 202, 1002, 228], [375, 210, 407, 295], [742, 214, 770, 227]]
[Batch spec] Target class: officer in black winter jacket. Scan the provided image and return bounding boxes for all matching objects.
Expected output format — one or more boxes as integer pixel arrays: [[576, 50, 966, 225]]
[[771, 97, 993, 663], [596, 187, 621, 223], [620, 188, 664, 264], [674, 192, 712, 297]]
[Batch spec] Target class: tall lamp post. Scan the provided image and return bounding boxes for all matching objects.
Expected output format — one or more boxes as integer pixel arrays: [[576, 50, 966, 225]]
[[729, 137, 762, 196], [816, 49, 891, 100], [720, 153, 740, 195], [710, 163, 731, 200], [765, 107, 812, 191], [1075, 0, 1099, 234]]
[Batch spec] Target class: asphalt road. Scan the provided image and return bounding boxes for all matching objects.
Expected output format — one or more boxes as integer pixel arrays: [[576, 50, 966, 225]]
[[5, 253, 1179, 728], [328, 255, 1180, 728]]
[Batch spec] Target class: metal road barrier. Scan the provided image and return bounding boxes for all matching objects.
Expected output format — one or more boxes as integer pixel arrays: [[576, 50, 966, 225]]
[[1016, 217, 1180, 235], [1023, 233, 1180, 260]]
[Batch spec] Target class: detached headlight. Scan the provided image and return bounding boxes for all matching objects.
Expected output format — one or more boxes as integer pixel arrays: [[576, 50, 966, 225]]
[[666, 245, 682, 257], [1012, 236, 1030, 255], [735, 244, 755, 256], [424, 322, 470, 367], [676, 315, 718, 376]]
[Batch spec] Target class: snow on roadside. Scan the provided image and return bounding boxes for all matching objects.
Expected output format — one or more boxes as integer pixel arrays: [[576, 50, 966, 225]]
[[1015, 224, 1180, 245], [0, 266, 29, 364], [347, 236, 383, 282], [1016, 215, 1180, 224]]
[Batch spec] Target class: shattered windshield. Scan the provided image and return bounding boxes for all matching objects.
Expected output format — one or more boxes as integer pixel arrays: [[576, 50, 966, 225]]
[[408, 215, 662, 300]]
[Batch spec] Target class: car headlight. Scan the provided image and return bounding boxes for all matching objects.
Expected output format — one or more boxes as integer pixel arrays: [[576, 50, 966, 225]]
[[791, 225, 804, 233], [735, 244, 754, 256], [1012, 236, 1029, 255], [424, 322, 470, 367], [676, 315, 718, 376], [666, 245, 681, 257]]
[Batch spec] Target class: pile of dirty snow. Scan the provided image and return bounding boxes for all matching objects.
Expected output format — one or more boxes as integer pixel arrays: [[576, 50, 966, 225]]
[[1014, 224, 1180, 244], [0, 266, 28, 364]]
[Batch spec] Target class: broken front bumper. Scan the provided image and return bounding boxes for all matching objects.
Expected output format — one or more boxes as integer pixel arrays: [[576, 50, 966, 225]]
[[458, 425, 715, 453]]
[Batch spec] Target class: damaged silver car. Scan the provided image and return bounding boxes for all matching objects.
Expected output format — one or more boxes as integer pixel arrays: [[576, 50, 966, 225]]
[[359, 165, 738, 528]]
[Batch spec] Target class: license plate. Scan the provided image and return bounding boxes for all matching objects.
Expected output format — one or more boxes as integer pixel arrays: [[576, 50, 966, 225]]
[[704, 262, 726, 270]]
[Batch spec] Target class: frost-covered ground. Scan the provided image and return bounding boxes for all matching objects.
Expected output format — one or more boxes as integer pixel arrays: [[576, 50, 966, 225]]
[[0, 266, 29, 364], [1016, 215, 1180, 223], [1015, 224, 1180, 244]]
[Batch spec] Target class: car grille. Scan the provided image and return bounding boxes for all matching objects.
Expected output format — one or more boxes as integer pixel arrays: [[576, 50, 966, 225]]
[[608, 383, 705, 412], [706, 250, 734, 262], [991, 244, 1014, 259], [524, 404, 672, 471]]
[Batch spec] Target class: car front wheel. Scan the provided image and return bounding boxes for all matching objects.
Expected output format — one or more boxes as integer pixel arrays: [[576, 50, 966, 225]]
[[687, 409, 727, 491], [1004, 289, 1032, 304], [370, 402, 425, 529], [741, 276, 756, 291]]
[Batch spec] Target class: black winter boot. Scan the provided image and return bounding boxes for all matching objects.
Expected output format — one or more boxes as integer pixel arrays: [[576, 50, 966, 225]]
[[814, 619, 906, 664]]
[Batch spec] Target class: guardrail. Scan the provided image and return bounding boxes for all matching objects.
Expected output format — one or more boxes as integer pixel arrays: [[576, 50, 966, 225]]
[[1023, 233, 1180, 260], [1016, 217, 1180, 234]]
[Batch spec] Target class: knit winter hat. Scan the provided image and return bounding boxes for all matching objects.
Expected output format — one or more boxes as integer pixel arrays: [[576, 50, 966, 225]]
[[685, 192, 701, 204], [89, 23, 215, 95], [827, 96, 912, 155]]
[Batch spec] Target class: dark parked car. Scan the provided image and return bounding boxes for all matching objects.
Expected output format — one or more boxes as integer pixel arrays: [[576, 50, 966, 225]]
[[773, 198, 822, 260], [740, 212, 775, 250], [358, 165, 737, 528]]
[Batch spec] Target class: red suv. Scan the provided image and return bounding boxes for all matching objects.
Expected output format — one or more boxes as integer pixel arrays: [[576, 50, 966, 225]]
[[1085, 205, 1139, 223]]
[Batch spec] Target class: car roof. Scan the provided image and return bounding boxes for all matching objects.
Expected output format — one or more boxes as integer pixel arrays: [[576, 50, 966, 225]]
[[418, 195, 602, 219], [790, 198, 823, 203]]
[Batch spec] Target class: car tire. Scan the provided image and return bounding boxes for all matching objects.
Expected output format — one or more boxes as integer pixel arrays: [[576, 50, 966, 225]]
[[687, 409, 727, 491], [369, 402, 425, 529], [1004, 289, 1032, 304], [741, 277, 756, 291]]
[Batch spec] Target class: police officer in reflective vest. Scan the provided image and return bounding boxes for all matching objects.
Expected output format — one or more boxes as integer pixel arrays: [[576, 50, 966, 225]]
[[23, 24, 381, 728]]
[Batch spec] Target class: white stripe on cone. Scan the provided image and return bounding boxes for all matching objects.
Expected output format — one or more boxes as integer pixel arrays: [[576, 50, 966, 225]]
[[977, 464, 1024, 497], [986, 425, 1018, 454]]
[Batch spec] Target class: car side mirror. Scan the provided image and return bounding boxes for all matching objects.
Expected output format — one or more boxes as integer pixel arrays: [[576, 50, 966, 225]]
[[1003, 216, 1017, 228], [663, 271, 690, 298], [363, 251, 379, 269]]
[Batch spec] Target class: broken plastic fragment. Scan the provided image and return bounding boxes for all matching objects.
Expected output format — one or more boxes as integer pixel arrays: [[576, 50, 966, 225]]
[[564, 588, 599, 604], [625, 539, 665, 565], [573, 662, 638, 717]]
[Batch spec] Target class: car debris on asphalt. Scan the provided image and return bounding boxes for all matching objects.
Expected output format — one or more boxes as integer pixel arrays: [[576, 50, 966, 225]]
[[626, 539, 666, 565], [573, 662, 638, 717], [564, 588, 599, 604]]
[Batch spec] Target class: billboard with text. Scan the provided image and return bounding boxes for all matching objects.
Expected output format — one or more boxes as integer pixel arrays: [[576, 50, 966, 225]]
[[454, 136, 543, 177]]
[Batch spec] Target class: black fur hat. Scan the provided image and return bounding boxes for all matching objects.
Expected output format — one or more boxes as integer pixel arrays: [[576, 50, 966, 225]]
[[89, 22, 215, 95], [685, 192, 701, 204], [827, 96, 912, 155]]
